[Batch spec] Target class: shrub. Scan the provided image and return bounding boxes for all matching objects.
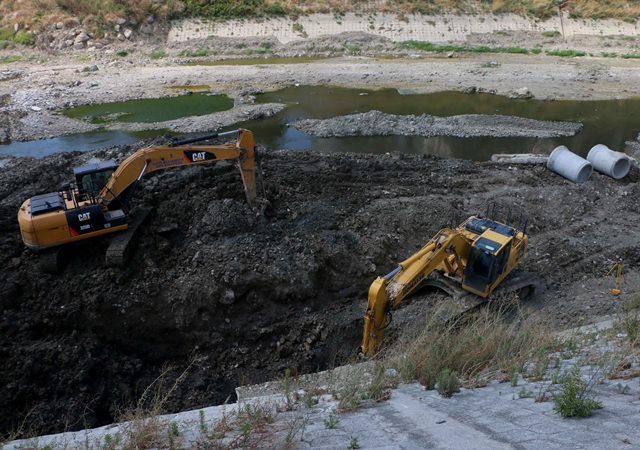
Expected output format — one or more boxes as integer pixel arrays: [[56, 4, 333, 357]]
[[546, 49, 586, 57], [552, 367, 602, 418], [150, 49, 167, 59], [179, 48, 209, 57], [436, 368, 460, 398]]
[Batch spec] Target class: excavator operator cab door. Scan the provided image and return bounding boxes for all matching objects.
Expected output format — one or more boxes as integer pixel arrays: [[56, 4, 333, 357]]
[[463, 236, 509, 296]]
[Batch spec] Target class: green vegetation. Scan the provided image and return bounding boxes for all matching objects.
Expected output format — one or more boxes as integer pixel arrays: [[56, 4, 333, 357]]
[[324, 412, 339, 429], [436, 368, 460, 398], [0, 55, 22, 64], [0, 28, 33, 46], [541, 30, 561, 38], [179, 48, 209, 57], [545, 49, 587, 57], [552, 367, 602, 418], [115, 49, 129, 57], [150, 49, 167, 59], [401, 40, 530, 55]]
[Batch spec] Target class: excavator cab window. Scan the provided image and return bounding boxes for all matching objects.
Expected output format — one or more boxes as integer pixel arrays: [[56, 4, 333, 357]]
[[73, 160, 118, 198], [465, 237, 504, 292]]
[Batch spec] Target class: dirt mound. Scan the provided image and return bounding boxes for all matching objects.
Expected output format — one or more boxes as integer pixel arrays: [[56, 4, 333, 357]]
[[292, 110, 582, 138], [2, 146, 640, 437]]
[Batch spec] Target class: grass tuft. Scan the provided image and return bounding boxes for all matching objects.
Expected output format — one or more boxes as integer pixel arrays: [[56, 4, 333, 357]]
[[387, 300, 553, 388]]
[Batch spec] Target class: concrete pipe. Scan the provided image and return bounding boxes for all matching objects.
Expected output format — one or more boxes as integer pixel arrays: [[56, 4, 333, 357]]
[[587, 144, 631, 180], [546, 146, 593, 183]]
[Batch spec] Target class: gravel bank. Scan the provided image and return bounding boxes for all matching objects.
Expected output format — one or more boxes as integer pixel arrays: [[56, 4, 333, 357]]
[[292, 110, 583, 139]]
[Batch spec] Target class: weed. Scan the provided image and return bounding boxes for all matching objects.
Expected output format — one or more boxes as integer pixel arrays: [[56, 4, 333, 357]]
[[337, 363, 394, 412], [518, 387, 534, 398], [292, 22, 307, 38], [167, 422, 180, 449], [324, 412, 340, 429], [542, 31, 561, 38], [436, 368, 460, 398], [527, 355, 550, 382], [150, 50, 167, 59], [535, 384, 550, 403], [283, 411, 310, 448], [401, 40, 529, 55], [614, 298, 640, 346], [552, 366, 603, 417], [302, 388, 319, 408], [348, 436, 360, 449], [102, 432, 122, 450], [0, 28, 32, 46], [199, 409, 208, 434], [510, 367, 519, 387], [179, 48, 209, 57], [0, 55, 22, 64], [281, 368, 298, 411], [546, 49, 586, 57], [115, 50, 128, 57]]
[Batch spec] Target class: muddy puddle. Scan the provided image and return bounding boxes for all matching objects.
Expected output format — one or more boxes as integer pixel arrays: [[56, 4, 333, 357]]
[[63, 92, 233, 124], [3, 86, 640, 160]]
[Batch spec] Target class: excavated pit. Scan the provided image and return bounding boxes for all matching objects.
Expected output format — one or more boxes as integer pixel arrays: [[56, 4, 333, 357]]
[[2, 142, 640, 437]]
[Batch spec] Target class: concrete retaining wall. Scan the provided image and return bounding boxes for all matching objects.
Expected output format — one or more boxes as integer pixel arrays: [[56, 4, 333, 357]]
[[168, 13, 640, 44]]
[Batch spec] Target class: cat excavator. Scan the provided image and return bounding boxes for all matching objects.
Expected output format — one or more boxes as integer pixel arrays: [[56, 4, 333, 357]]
[[18, 129, 262, 270], [362, 214, 535, 356]]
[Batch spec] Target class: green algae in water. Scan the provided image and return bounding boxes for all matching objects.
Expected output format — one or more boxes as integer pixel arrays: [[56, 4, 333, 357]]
[[64, 93, 234, 124], [164, 84, 211, 91]]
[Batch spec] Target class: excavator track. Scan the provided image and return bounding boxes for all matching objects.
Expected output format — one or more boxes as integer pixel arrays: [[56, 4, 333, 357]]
[[419, 271, 543, 323], [105, 207, 152, 267]]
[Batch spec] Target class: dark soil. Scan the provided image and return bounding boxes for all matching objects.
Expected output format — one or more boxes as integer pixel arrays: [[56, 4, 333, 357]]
[[2, 143, 640, 437]]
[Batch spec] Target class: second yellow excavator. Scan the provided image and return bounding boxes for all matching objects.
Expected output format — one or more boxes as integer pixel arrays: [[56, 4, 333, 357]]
[[362, 215, 534, 356]]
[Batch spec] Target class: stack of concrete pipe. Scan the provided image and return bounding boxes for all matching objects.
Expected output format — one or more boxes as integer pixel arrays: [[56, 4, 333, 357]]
[[547, 144, 630, 183]]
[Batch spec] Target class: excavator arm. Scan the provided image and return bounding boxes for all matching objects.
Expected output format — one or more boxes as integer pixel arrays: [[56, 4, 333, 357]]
[[100, 128, 259, 208], [361, 229, 471, 356]]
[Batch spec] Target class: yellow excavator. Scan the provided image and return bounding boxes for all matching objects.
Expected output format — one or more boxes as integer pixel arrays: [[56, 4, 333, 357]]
[[18, 128, 261, 269], [362, 215, 533, 356]]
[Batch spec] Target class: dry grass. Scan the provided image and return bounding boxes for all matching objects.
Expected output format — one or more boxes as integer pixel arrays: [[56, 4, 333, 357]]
[[386, 298, 554, 389]]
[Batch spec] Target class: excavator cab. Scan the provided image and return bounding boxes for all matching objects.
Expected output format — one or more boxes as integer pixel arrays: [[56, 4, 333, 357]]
[[462, 224, 515, 296], [73, 160, 118, 197]]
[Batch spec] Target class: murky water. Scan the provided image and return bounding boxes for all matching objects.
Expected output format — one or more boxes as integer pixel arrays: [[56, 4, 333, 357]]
[[64, 93, 233, 124], [2, 86, 640, 160], [239, 86, 640, 160], [0, 130, 165, 158]]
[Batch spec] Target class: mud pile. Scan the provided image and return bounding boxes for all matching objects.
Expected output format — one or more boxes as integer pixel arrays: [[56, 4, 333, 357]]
[[292, 110, 583, 138], [2, 145, 640, 437]]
